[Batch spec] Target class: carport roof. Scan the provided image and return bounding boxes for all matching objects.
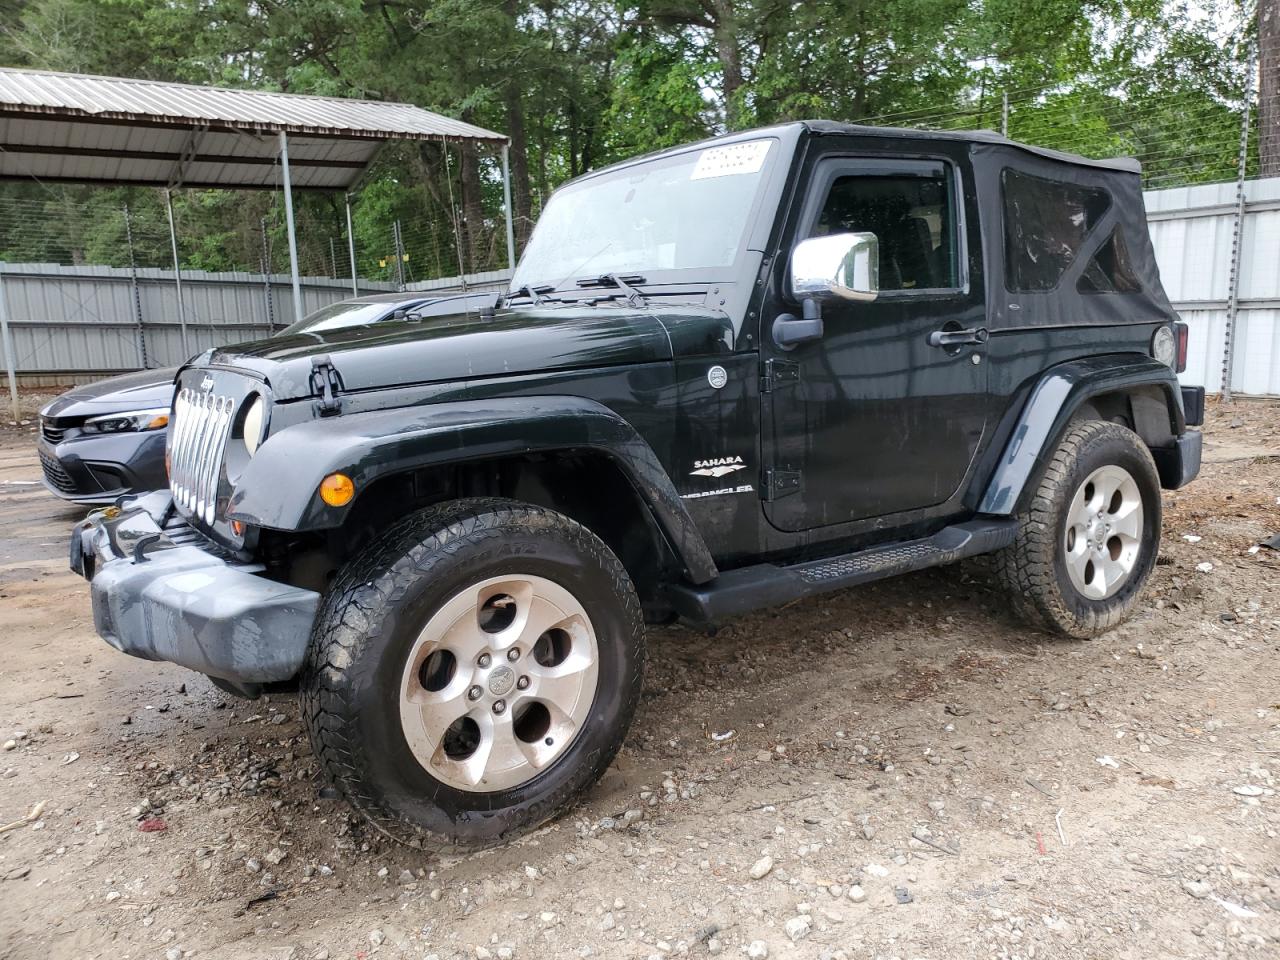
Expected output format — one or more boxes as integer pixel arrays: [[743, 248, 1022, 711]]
[[0, 67, 507, 191]]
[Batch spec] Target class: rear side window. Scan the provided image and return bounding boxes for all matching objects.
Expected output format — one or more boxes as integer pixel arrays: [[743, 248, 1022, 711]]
[[1002, 169, 1111, 292], [1077, 227, 1142, 294]]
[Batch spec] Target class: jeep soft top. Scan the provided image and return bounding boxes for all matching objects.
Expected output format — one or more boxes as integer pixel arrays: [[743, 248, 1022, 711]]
[[71, 121, 1201, 849]]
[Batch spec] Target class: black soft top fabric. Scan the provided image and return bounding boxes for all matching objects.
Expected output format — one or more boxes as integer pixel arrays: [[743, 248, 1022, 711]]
[[970, 142, 1177, 329]]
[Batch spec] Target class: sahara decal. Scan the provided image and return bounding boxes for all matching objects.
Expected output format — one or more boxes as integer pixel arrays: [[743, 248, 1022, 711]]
[[690, 455, 746, 479]]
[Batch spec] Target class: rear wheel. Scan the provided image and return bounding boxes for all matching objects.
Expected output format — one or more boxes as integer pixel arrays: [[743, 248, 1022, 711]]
[[995, 420, 1162, 638], [301, 498, 644, 850]]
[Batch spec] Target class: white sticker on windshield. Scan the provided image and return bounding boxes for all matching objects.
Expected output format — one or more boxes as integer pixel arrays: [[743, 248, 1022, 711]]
[[690, 140, 772, 180]]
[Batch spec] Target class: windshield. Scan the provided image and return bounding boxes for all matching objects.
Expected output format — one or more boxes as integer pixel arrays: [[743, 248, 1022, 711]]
[[280, 300, 407, 335], [512, 138, 776, 290]]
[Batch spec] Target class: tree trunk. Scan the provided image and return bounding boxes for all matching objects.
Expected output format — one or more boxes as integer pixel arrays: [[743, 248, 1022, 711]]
[[458, 137, 485, 272], [503, 85, 533, 247], [710, 1, 745, 127], [1261, 0, 1280, 177], [503, 0, 534, 248]]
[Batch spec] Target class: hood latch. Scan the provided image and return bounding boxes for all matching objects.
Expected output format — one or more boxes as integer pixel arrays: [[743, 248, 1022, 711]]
[[310, 355, 343, 416]]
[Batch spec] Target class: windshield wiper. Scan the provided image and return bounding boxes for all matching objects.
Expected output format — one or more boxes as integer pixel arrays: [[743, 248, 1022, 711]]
[[575, 273, 648, 308], [505, 283, 554, 306]]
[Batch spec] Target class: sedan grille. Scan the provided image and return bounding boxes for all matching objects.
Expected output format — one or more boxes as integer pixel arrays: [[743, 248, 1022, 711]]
[[168, 387, 235, 524], [40, 418, 67, 444], [39, 450, 76, 494]]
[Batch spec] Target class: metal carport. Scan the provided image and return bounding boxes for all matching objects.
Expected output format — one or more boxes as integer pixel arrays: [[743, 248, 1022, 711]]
[[0, 67, 511, 417]]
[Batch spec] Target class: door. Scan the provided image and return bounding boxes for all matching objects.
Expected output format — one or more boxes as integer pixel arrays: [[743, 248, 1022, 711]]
[[763, 150, 990, 532]]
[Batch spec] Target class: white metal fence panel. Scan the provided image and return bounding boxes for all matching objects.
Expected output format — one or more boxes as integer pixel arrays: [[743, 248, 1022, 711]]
[[1146, 176, 1280, 396], [0, 264, 512, 386]]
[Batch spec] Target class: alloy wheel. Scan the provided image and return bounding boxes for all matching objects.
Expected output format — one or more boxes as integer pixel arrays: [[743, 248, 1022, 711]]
[[398, 574, 600, 792], [1062, 464, 1145, 600]]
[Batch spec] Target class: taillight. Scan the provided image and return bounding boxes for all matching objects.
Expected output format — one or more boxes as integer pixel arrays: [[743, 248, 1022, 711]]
[[1174, 322, 1189, 373]]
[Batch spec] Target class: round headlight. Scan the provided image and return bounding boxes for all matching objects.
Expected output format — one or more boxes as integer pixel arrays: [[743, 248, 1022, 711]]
[[1151, 326, 1176, 368], [242, 395, 266, 456]]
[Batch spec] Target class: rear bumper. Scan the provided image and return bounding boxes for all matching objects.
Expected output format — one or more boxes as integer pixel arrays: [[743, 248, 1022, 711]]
[[1152, 429, 1202, 490], [71, 491, 320, 684]]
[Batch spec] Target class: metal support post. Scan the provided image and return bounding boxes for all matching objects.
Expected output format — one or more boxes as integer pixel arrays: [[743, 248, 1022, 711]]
[[501, 144, 517, 270], [1221, 58, 1256, 402], [0, 263, 18, 423], [277, 131, 304, 326], [123, 204, 148, 368], [345, 192, 359, 296], [260, 217, 275, 330], [393, 220, 406, 289], [164, 188, 191, 358], [1001, 91, 1009, 138]]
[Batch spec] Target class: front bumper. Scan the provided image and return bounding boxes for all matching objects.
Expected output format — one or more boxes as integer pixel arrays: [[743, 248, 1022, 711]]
[[38, 430, 167, 504], [71, 491, 320, 684]]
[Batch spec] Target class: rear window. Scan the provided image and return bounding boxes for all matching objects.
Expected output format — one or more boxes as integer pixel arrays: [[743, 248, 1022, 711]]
[[1002, 169, 1111, 292]]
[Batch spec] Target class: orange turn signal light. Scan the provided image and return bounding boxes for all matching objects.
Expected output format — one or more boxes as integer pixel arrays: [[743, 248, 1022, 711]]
[[230, 519, 245, 536], [319, 472, 355, 507]]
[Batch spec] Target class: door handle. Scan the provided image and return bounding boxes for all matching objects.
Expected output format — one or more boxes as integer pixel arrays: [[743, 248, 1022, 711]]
[[927, 326, 989, 348]]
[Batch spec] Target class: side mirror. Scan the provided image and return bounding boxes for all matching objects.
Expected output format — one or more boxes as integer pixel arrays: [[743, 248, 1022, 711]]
[[392, 308, 408, 320], [789, 232, 879, 303], [772, 232, 879, 350]]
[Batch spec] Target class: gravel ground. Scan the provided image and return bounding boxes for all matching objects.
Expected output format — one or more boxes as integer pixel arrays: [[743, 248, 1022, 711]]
[[0, 398, 1278, 960]]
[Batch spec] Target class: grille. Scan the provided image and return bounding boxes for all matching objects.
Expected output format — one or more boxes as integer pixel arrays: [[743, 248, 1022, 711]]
[[39, 450, 77, 494], [162, 510, 237, 560], [40, 418, 67, 444], [169, 387, 235, 524]]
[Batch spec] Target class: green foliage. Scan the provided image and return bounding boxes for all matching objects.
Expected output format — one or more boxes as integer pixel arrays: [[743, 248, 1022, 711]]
[[0, 0, 1256, 277]]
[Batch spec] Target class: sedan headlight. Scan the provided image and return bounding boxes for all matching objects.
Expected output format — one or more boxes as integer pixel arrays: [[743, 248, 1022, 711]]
[[82, 407, 170, 435], [241, 395, 267, 456]]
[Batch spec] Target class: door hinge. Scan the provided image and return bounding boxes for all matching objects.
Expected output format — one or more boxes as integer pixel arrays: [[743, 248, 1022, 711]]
[[762, 467, 801, 501], [310, 355, 343, 416], [760, 359, 799, 393]]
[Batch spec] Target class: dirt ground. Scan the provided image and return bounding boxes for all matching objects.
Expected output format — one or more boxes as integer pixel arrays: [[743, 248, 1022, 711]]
[[1, 398, 1277, 960]]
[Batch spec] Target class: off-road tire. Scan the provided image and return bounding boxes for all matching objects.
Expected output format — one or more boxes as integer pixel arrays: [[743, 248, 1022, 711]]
[[300, 498, 645, 850], [994, 420, 1162, 638]]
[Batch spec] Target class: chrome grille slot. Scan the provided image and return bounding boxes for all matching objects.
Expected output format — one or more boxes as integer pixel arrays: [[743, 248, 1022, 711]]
[[168, 387, 235, 524]]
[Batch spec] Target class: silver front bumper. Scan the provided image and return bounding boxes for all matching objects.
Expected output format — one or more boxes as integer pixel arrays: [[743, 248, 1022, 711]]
[[71, 492, 320, 684]]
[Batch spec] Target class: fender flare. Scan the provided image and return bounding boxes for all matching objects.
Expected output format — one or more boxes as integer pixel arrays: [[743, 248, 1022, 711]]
[[978, 354, 1185, 515], [226, 395, 718, 584]]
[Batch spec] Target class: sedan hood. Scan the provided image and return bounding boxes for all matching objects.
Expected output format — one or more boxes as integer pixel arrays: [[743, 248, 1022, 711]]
[[197, 303, 733, 401], [40, 367, 179, 420]]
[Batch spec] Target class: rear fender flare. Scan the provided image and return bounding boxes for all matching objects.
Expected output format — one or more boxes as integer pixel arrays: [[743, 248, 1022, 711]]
[[226, 396, 718, 584], [978, 354, 1184, 515]]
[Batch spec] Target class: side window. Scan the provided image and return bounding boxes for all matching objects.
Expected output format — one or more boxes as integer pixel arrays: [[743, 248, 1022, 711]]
[[810, 168, 958, 292], [1077, 227, 1142, 294], [1002, 168, 1111, 292]]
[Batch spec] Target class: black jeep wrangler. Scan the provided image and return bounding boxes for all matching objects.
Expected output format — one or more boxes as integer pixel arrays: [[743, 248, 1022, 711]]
[[71, 121, 1203, 850]]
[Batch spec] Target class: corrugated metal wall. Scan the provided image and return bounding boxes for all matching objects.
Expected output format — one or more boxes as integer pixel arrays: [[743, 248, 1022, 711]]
[[1147, 176, 1280, 397], [4, 177, 1279, 395], [0, 264, 512, 386]]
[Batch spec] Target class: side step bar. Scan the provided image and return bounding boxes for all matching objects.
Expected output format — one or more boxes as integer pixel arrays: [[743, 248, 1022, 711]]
[[666, 518, 1018, 622]]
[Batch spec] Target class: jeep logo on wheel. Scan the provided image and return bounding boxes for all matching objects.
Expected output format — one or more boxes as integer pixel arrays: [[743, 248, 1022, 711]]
[[487, 665, 515, 697]]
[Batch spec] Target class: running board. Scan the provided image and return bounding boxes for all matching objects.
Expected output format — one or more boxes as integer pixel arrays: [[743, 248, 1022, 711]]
[[666, 518, 1017, 622]]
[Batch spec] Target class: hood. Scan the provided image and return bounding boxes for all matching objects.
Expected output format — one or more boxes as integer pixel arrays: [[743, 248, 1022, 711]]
[[40, 367, 179, 420], [199, 303, 734, 401]]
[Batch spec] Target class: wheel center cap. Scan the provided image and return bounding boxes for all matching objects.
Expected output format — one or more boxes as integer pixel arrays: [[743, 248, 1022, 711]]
[[487, 665, 515, 697]]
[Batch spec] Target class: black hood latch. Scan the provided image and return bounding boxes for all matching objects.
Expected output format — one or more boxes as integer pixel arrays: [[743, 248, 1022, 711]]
[[310, 355, 343, 416]]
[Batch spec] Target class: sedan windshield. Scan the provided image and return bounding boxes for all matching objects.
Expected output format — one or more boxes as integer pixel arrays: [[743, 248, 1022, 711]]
[[280, 301, 407, 335], [512, 138, 776, 291]]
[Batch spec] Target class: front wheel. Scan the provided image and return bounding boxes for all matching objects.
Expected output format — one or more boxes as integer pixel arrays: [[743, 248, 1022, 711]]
[[995, 420, 1162, 638], [301, 498, 645, 850]]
